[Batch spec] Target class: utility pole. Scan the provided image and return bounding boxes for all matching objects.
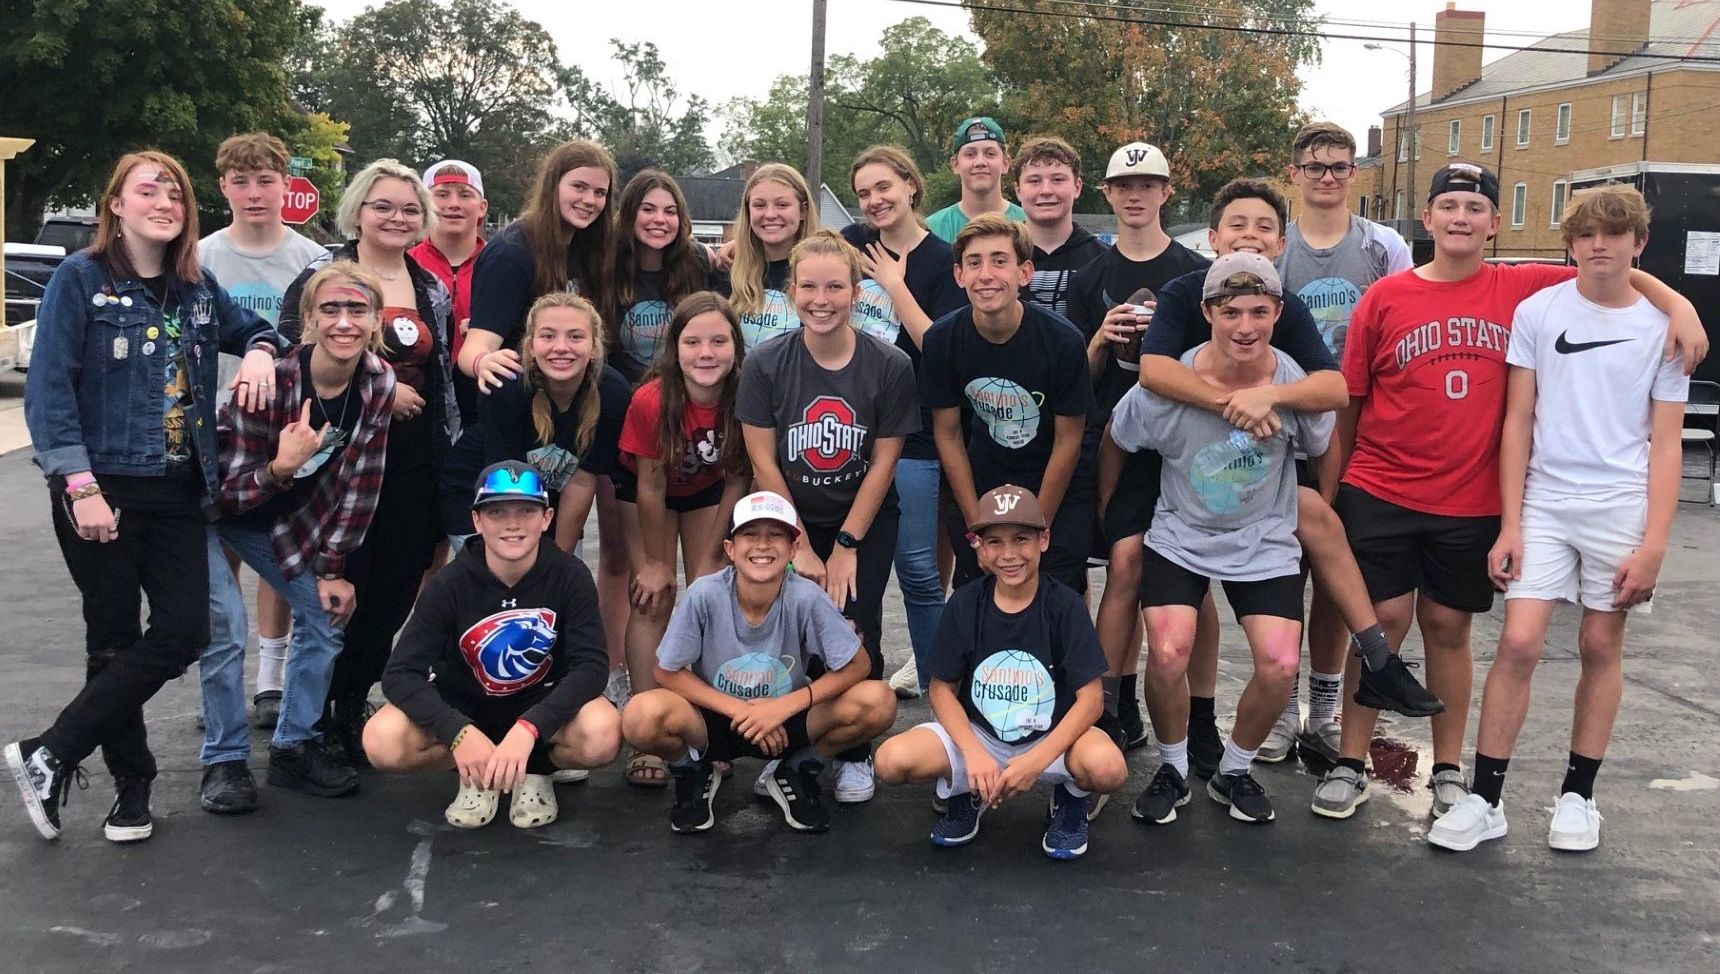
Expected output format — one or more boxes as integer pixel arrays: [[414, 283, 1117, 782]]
[[1406, 21, 1418, 244], [807, 0, 828, 196]]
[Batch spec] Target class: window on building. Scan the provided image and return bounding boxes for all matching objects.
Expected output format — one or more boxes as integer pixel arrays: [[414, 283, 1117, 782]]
[[1395, 191, 1406, 221], [1631, 92, 1647, 136], [1611, 95, 1627, 138], [1556, 103, 1572, 143], [1511, 182, 1528, 228], [1358, 195, 1370, 220], [1481, 114, 1496, 151], [1517, 109, 1532, 147], [1550, 181, 1568, 227], [1448, 119, 1461, 155], [1398, 129, 1407, 162], [1414, 126, 1422, 160]]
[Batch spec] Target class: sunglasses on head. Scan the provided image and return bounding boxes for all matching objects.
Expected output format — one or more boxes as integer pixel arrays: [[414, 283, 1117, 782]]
[[480, 466, 545, 498]]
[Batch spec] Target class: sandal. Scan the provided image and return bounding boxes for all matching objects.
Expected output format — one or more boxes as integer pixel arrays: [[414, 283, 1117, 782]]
[[625, 749, 670, 788], [509, 774, 558, 829]]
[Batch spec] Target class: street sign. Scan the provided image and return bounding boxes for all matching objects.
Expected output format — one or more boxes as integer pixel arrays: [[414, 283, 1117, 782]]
[[282, 175, 320, 225], [288, 155, 313, 176]]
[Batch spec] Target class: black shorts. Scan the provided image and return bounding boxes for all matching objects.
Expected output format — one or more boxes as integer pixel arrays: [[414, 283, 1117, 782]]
[[1100, 450, 1163, 551], [1138, 546, 1304, 622], [438, 685, 556, 743], [610, 468, 727, 512], [1294, 458, 1320, 491], [1333, 483, 1499, 614], [696, 705, 813, 762]]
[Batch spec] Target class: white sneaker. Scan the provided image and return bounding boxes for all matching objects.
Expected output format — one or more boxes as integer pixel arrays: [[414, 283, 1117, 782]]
[[1257, 710, 1300, 763], [509, 773, 559, 829], [550, 769, 590, 784], [1427, 794, 1507, 851], [888, 659, 922, 699], [753, 759, 780, 798], [1429, 768, 1470, 817], [1547, 792, 1602, 852], [444, 783, 499, 829], [833, 757, 876, 803]]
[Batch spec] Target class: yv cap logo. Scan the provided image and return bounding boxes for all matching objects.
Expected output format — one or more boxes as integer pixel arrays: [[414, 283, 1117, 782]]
[[992, 491, 1021, 516], [1125, 148, 1152, 166]]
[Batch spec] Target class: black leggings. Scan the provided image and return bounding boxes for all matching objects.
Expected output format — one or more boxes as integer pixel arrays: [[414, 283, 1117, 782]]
[[803, 505, 897, 764]]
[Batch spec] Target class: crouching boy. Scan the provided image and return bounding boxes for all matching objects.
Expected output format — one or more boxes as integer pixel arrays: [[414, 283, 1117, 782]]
[[875, 485, 1125, 860]]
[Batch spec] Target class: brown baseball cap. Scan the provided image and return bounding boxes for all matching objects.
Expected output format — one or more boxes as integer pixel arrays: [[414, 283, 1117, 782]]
[[971, 484, 1047, 532]]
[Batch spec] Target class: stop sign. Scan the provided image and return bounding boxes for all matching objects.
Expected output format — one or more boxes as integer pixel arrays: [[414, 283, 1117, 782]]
[[282, 175, 320, 225]]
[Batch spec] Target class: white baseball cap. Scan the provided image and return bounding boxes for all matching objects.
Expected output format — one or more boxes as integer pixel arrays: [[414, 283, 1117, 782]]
[[423, 159, 484, 197], [1105, 142, 1171, 181], [729, 491, 800, 539]]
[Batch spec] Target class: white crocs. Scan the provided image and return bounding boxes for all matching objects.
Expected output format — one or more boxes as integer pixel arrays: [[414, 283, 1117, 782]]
[[510, 773, 559, 829], [445, 783, 499, 829]]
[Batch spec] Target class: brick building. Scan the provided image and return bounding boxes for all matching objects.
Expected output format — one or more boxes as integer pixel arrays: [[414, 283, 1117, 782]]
[[1350, 0, 1720, 258]]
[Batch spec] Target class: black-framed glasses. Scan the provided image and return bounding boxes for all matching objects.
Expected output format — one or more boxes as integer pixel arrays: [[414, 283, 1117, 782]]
[[1295, 162, 1356, 180], [317, 301, 374, 318], [363, 201, 425, 219]]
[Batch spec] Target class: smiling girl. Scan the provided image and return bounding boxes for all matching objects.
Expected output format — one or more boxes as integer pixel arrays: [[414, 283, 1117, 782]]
[[728, 163, 818, 349], [606, 170, 720, 384]]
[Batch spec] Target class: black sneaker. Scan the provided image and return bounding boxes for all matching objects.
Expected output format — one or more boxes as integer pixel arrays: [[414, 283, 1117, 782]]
[[267, 740, 359, 797], [1118, 709, 1152, 752], [200, 760, 259, 814], [1354, 655, 1445, 718], [1188, 718, 1223, 779], [5, 738, 79, 840], [1132, 762, 1192, 824], [251, 691, 282, 731], [1208, 770, 1275, 823], [930, 791, 984, 846], [323, 698, 373, 771], [104, 776, 154, 843], [668, 759, 720, 834], [764, 758, 830, 832]]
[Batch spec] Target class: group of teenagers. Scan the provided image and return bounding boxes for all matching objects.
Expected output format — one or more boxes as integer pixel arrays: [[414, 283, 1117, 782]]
[[5, 112, 1706, 863]]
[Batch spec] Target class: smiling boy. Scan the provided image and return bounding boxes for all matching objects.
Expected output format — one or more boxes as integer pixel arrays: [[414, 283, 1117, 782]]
[[926, 116, 1027, 243]]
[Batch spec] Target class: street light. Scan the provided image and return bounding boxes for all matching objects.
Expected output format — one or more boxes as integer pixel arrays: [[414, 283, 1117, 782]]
[[1366, 33, 1417, 236]]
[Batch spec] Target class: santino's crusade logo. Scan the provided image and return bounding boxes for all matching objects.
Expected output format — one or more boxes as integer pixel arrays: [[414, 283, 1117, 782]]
[[786, 396, 870, 487]]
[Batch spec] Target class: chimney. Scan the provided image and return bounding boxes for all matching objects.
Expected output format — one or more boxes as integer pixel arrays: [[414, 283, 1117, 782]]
[[1588, 0, 1651, 76], [740, 159, 759, 180], [1431, 3, 1486, 102], [1367, 125, 1382, 158]]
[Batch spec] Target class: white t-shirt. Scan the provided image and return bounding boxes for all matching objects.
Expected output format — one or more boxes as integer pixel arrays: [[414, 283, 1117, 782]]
[[1507, 279, 1688, 506]]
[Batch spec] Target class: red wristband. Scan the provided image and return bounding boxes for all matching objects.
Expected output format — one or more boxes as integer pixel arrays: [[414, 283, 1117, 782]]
[[515, 718, 539, 740]]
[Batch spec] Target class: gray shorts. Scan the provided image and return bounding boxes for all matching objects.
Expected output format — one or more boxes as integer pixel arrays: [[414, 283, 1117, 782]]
[[917, 720, 1086, 799]]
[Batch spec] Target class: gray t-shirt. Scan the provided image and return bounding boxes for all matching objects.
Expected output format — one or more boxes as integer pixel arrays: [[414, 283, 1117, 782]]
[[735, 331, 920, 527], [199, 228, 326, 393], [1110, 345, 1333, 581], [656, 566, 862, 699], [1277, 216, 1411, 360]]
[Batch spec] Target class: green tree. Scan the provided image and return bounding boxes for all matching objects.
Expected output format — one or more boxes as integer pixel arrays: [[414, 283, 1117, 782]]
[[562, 41, 715, 179], [0, 0, 302, 240]]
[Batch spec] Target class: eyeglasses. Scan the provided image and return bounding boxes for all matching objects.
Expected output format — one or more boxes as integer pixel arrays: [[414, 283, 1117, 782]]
[[363, 201, 425, 219], [1295, 162, 1356, 180], [317, 301, 374, 318]]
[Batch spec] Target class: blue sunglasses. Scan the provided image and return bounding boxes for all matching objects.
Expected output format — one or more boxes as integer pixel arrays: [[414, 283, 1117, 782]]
[[476, 466, 546, 504]]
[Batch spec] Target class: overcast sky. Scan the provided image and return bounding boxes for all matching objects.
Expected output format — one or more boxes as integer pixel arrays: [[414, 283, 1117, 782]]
[[310, 0, 1615, 153]]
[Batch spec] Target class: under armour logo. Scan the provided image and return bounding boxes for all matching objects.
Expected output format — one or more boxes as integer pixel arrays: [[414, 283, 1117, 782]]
[[992, 492, 1021, 516], [1125, 148, 1151, 166], [501, 599, 518, 608]]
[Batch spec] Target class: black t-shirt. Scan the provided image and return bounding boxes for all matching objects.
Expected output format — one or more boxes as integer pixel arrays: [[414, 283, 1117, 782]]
[[614, 247, 719, 384], [231, 345, 360, 529], [1065, 240, 1211, 420], [920, 302, 1095, 494], [1139, 268, 1338, 373], [1023, 226, 1109, 320], [840, 223, 969, 461], [926, 575, 1108, 747]]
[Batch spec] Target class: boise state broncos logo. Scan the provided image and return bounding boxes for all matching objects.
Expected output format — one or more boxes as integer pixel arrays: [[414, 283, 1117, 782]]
[[459, 608, 559, 694]]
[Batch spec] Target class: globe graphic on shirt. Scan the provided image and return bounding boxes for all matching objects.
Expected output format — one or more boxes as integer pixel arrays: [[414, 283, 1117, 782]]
[[1189, 428, 1273, 515], [739, 289, 801, 348], [526, 444, 578, 491], [621, 299, 672, 372], [964, 377, 1044, 450], [1297, 277, 1362, 358], [970, 649, 1055, 743], [852, 280, 900, 344], [713, 652, 797, 700]]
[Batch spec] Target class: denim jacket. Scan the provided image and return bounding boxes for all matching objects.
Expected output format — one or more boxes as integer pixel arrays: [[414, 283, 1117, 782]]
[[24, 251, 281, 496]]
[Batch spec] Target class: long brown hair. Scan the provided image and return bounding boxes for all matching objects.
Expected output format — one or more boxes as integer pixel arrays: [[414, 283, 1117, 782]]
[[519, 140, 617, 306], [850, 145, 928, 229], [727, 163, 816, 316], [606, 169, 708, 340], [644, 291, 749, 478], [89, 150, 201, 284], [518, 292, 607, 455]]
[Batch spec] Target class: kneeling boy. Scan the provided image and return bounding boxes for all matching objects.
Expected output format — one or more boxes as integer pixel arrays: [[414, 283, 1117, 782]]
[[622, 491, 897, 834], [875, 486, 1125, 860], [363, 461, 622, 829]]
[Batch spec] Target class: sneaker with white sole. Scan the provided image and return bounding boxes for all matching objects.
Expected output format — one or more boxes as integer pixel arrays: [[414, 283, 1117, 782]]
[[1310, 765, 1369, 819], [753, 759, 780, 798], [1429, 768, 1470, 818], [550, 769, 590, 785], [832, 757, 875, 804], [1207, 770, 1275, 823], [1042, 784, 1091, 860], [509, 774, 558, 828], [1257, 711, 1300, 763], [888, 659, 922, 699], [103, 776, 153, 843], [1547, 792, 1601, 852], [5, 738, 77, 841], [1296, 718, 1342, 764], [445, 783, 500, 829], [930, 791, 984, 846], [669, 759, 720, 834], [1427, 793, 1507, 851], [764, 758, 830, 832], [1131, 763, 1191, 825]]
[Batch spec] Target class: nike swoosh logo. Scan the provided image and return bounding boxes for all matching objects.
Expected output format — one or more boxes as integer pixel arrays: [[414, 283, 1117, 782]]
[[1555, 331, 1632, 354]]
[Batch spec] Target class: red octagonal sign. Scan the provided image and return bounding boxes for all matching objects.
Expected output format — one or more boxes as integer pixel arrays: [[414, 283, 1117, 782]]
[[282, 175, 320, 225]]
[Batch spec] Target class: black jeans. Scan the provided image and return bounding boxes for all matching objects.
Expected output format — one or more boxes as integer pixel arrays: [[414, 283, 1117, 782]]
[[41, 482, 210, 778], [803, 505, 898, 764]]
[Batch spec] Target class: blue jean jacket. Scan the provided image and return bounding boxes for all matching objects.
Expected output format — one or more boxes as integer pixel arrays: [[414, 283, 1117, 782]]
[[25, 251, 280, 496]]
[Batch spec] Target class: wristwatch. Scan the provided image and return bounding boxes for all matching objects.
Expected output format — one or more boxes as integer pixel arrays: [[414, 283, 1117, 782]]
[[835, 531, 861, 550]]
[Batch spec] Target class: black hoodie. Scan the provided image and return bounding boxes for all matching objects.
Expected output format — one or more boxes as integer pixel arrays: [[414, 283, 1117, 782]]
[[381, 537, 608, 744], [1023, 224, 1108, 319]]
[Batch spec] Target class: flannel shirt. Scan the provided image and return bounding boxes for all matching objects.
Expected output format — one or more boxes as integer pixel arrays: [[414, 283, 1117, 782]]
[[216, 350, 395, 578]]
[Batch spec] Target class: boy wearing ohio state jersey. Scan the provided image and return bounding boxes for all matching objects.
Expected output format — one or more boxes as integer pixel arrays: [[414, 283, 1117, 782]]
[[1323, 163, 1707, 822], [363, 461, 621, 831]]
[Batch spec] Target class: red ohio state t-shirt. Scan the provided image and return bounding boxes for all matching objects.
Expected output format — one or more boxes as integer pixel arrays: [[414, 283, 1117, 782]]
[[619, 377, 729, 498], [1341, 262, 1575, 517]]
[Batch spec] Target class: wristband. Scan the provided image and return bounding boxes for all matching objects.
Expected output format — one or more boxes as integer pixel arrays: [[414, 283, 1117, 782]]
[[65, 472, 96, 492], [805, 685, 815, 709], [65, 482, 103, 501], [449, 726, 471, 752], [515, 718, 539, 740]]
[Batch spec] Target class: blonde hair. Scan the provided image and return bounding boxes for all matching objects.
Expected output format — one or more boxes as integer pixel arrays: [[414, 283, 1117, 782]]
[[336, 158, 437, 243], [298, 261, 387, 351], [728, 163, 817, 315], [789, 229, 864, 287], [519, 292, 607, 454]]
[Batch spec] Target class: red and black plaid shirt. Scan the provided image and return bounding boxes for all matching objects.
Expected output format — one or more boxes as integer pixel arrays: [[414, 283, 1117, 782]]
[[216, 350, 395, 578]]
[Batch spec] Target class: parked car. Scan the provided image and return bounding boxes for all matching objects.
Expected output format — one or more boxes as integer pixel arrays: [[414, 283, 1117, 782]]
[[34, 216, 97, 253], [2, 242, 61, 370]]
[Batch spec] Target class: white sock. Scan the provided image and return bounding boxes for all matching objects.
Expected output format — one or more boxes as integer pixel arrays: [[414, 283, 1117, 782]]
[[256, 634, 291, 694], [1280, 679, 1302, 724], [1157, 738, 1189, 779], [1220, 737, 1258, 777], [1307, 670, 1344, 723]]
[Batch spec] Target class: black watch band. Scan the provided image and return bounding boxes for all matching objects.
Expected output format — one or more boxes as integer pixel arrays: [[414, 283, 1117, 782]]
[[835, 530, 861, 550]]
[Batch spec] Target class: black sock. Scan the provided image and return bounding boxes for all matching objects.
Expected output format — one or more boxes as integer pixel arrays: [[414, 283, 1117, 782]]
[[1560, 752, 1603, 800], [1189, 695, 1216, 723], [526, 744, 556, 776], [1471, 753, 1509, 806], [1119, 674, 1140, 721], [1102, 675, 1121, 717], [1350, 624, 1393, 671], [1338, 757, 1365, 775], [785, 746, 821, 773]]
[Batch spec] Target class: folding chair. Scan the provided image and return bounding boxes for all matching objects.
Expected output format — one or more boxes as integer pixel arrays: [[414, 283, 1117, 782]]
[[1683, 380, 1720, 505]]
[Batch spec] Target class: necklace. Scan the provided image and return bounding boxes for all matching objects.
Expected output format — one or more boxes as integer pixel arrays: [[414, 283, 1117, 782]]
[[310, 375, 359, 438]]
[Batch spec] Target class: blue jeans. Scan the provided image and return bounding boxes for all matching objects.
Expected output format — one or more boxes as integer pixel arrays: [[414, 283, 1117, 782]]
[[893, 457, 944, 690], [199, 523, 344, 764]]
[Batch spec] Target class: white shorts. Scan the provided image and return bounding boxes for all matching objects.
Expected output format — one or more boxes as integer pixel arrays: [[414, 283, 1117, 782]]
[[917, 720, 1086, 799], [1506, 499, 1650, 614]]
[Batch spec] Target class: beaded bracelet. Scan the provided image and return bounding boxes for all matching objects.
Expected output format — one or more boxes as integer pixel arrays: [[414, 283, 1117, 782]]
[[449, 726, 471, 752]]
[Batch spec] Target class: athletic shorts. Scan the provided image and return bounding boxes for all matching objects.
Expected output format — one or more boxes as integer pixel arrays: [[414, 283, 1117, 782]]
[[1507, 499, 1651, 614], [1138, 545, 1305, 622], [1100, 450, 1163, 551], [696, 704, 813, 763], [610, 468, 726, 513], [436, 686, 576, 775], [1294, 457, 1320, 491], [1333, 484, 1499, 614], [916, 721, 1086, 800]]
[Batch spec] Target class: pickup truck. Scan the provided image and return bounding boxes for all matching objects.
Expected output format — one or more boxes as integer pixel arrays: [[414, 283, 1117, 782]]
[[1, 242, 59, 370]]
